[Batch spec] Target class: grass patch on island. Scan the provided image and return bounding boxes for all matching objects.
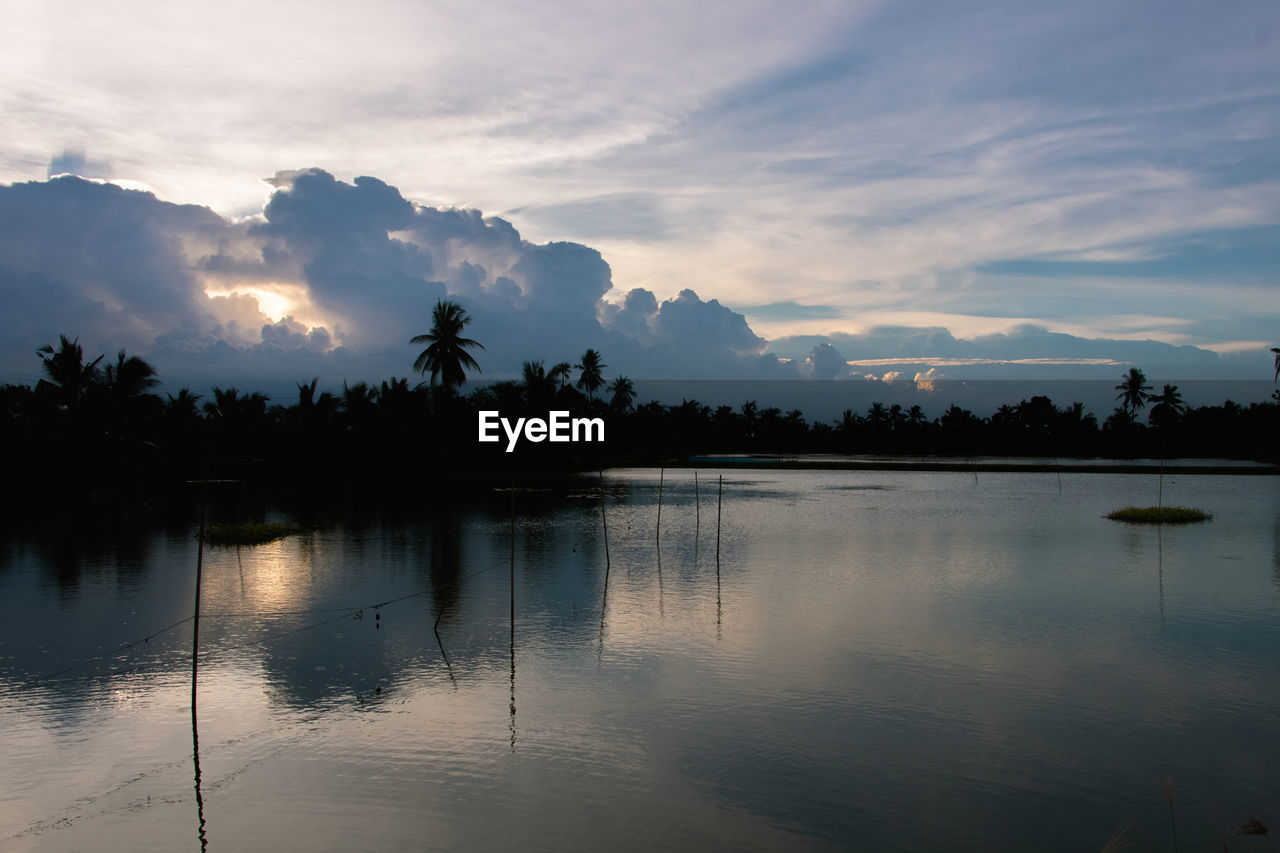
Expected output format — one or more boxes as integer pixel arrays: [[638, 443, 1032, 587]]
[[1106, 506, 1212, 524], [202, 521, 302, 546]]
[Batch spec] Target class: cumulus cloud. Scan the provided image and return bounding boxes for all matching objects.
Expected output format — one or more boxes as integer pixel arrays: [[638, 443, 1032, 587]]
[[1, 168, 1265, 399], [803, 342, 849, 379], [0, 170, 791, 392]]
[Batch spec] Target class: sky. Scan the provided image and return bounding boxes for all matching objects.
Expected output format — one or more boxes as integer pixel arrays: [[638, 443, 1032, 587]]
[[2, 0, 1278, 398]]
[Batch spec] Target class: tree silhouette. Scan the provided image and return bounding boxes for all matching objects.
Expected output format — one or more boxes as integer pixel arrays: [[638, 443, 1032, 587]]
[[165, 388, 203, 420], [520, 361, 555, 409], [1115, 368, 1152, 417], [1147, 384, 1187, 507], [36, 335, 103, 410], [1271, 346, 1280, 402], [1147, 384, 1187, 430], [575, 349, 606, 400], [203, 387, 268, 422], [103, 350, 159, 399], [548, 362, 573, 391], [411, 299, 483, 389], [607, 376, 635, 412]]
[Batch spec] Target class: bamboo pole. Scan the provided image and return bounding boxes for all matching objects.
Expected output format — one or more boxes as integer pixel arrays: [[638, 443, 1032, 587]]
[[191, 473, 209, 851], [694, 471, 700, 528], [716, 475, 723, 564], [656, 465, 664, 546], [599, 468, 610, 568], [509, 479, 516, 750]]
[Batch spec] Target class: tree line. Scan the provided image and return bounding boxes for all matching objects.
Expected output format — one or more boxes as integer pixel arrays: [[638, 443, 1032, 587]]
[[2, 301, 1276, 505]]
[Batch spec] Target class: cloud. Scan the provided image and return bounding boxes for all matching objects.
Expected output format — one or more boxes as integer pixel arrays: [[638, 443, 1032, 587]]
[[47, 148, 111, 180], [5, 1, 1277, 371], [0, 168, 1270, 399], [0, 170, 791, 392], [769, 324, 1256, 379], [804, 342, 848, 379]]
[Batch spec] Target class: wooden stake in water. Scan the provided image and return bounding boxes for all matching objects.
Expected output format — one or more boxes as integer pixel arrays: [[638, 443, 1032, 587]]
[[191, 472, 209, 851], [716, 475, 723, 565], [597, 472, 612, 659], [509, 479, 516, 750], [191, 477, 207, 713], [656, 465, 664, 546], [599, 468, 610, 569], [694, 471, 701, 528], [694, 471, 700, 562]]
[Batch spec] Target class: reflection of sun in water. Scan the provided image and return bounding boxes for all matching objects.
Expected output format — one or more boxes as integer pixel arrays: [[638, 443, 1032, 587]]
[[205, 538, 312, 614]]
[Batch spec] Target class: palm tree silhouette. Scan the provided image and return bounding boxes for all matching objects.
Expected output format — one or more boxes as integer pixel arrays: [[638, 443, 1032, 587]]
[[548, 362, 573, 392], [103, 350, 159, 399], [1271, 345, 1280, 402], [411, 300, 483, 389], [575, 349, 606, 400], [36, 335, 103, 410], [1114, 368, 1152, 417], [1147, 384, 1187, 508], [607, 376, 635, 412], [520, 361, 555, 409], [1147, 384, 1187, 431]]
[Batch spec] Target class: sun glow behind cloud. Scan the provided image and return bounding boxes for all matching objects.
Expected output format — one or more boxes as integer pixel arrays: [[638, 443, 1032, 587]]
[[203, 281, 336, 341]]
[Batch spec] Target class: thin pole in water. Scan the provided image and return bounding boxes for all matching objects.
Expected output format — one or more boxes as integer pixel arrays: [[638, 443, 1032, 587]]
[[716, 474, 723, 565], [694, 471, 701, 527], [694, 471, 700, 562], [597, 468, 612, 659], [191, 476, 207, 713], [715, 474, 723, 640], [656, 465, 664, 546], [509, 479, 516, 750], [191, 470, 209, 851], [599, 468, 610, 569]]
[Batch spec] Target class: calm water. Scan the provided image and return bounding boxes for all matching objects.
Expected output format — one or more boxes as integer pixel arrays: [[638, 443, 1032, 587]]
[[2, 469, 1279, 851]]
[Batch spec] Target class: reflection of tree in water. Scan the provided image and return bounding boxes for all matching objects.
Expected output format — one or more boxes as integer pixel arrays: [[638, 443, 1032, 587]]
[[28, 524, 152, 596]]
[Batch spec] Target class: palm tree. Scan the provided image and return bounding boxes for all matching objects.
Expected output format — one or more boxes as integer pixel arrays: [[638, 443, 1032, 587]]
[[342, 381, 378, 422], [1272, 345, 1280, 402], [165, 388, 203, 420], [1114, 368, 1152, 417], [203, 387, 268, 423], [411, 299, 483, 389], [607, 376, 635, 412], [575, 349, 606, 400], [103, 350, 159, 399], [1147, 384, 1187, 508], [548, 362, 573, 391], [520, 361, 556, 409], [1147, 384, 1186, 431], [36, 335, 103, 409]]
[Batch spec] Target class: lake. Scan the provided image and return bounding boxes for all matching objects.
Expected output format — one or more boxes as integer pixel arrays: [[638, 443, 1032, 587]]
[[2, 467, 1278, 851]]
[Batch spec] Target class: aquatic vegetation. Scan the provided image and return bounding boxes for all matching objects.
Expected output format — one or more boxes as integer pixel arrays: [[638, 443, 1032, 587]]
[[1106, 506, 1211, 524], [202, 521, 300, 546]]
